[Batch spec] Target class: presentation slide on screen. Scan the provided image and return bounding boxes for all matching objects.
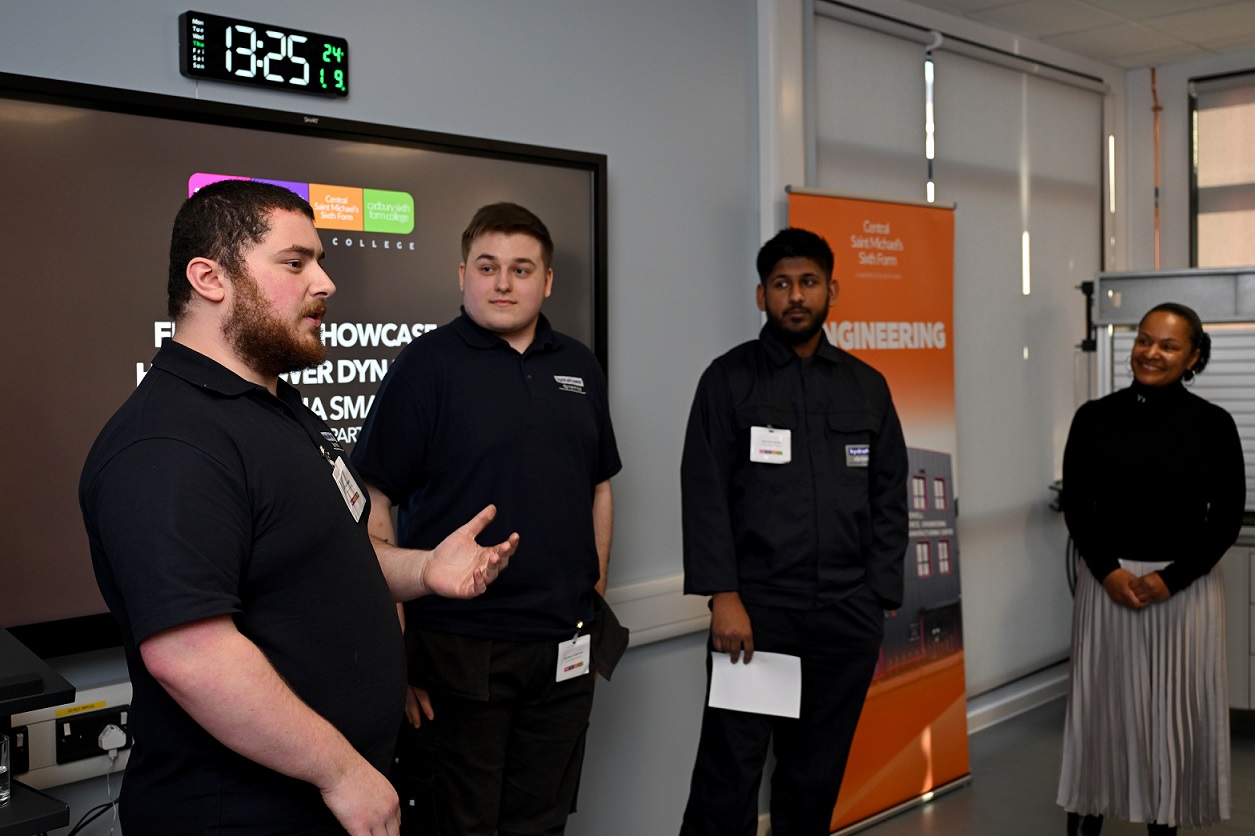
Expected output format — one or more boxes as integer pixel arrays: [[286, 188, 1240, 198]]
[[2, 89, 599, 629]]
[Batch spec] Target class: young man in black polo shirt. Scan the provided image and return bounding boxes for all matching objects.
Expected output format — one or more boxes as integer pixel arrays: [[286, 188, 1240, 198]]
[[352, 202, 621, 835], [80, 180, 517, 835]]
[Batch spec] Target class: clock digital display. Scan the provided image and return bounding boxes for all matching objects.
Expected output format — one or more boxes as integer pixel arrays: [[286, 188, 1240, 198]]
[[180, 11, 349, 97]]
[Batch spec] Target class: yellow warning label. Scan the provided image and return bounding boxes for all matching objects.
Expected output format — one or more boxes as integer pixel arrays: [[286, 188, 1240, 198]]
[[56, 701, 107, 717]]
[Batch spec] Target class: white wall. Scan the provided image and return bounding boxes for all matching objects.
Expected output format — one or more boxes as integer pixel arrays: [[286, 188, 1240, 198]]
[[1, 1, 759, 833]]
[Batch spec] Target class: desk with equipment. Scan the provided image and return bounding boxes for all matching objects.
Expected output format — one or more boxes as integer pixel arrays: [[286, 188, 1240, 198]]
[[0, 628, 73, 836]]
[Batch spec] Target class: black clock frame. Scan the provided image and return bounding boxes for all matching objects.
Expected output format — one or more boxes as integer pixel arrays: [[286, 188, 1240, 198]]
[[179, 10, 350, 98]]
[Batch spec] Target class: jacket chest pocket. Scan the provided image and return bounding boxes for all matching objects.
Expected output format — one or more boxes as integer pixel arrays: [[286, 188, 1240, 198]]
[[827, 410, 878, 483]]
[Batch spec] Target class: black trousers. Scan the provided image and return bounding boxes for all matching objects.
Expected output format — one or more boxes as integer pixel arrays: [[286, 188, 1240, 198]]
[[397, 632, 596, 836], [679, 588, 884, 836]]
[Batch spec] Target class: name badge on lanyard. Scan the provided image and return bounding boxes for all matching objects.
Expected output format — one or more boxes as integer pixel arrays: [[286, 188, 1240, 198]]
[[749, 426, 791, 464], [331, 456, 366, 522], [556, 634, 592, 682]]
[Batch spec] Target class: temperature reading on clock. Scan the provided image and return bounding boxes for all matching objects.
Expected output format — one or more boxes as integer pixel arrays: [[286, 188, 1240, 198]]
[[180, 11, 349, 98], [320, 67, 347, 94], [320, 43, 346, 92]]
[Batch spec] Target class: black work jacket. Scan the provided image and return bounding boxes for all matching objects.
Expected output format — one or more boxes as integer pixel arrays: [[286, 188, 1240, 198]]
[[681, 326, 909, 609]]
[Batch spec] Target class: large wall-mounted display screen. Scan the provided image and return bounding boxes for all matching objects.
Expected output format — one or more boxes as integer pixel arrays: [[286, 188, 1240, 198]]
[[0, 72, 607, 648]]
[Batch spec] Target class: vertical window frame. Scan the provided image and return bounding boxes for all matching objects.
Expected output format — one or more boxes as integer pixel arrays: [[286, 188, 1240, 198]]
[[916, 540, 933, 578]]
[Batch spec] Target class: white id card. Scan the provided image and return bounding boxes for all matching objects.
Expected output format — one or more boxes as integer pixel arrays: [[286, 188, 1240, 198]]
[[556, 634, 592, 682], [331, 457, 366, 522], [749, 426, 791, 464]]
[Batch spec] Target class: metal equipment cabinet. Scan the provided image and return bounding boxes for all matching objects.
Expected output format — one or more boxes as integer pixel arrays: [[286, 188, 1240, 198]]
[[1223, 544, 1255, 709]]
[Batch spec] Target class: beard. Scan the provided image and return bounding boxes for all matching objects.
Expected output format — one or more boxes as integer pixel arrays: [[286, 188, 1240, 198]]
[[764, 302, 829, 346], [223, 269, 327, 379]]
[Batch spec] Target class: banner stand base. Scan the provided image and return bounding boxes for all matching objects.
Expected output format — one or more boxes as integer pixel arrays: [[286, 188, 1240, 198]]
[[831, 773, 972, 836]]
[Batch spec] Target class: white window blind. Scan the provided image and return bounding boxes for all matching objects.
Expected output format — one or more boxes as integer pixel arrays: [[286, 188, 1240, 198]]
[[813, 14, 927, 201], [1192, 72, 1255, 267], [811, 12, 1104, 691]]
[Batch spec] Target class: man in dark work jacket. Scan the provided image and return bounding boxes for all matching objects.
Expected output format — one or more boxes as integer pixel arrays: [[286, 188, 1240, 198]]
[[678, 227, 908, 836]]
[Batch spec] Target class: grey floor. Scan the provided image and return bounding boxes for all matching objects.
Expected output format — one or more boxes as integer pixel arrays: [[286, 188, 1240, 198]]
[[857, 698, 1255, 835]]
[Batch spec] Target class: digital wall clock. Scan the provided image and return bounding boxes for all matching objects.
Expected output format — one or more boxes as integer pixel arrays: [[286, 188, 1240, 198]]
[[179, 11, 349, 97]]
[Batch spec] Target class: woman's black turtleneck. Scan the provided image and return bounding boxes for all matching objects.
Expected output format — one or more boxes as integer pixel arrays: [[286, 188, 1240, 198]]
[[1062, 379, 1246, 594]]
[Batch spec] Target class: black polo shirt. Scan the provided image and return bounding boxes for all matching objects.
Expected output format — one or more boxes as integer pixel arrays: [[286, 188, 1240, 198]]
[[681, 326, 909, 610], [352, 311, 621, 642], [80, 340, 405, 834]]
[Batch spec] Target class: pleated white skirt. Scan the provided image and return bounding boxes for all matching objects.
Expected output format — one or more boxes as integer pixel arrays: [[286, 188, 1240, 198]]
[[1057, 559, 1230, 828]]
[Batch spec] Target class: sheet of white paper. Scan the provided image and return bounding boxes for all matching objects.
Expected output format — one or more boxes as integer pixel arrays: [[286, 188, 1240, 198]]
[[707, 651, 801, 718]]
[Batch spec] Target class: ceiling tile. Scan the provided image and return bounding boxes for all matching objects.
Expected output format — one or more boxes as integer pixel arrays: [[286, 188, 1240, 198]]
[[890, 0, 1255, 68], [1080, 0, 1237, 22], [1199, 30, 1255, 49], [1042, 21, 1187, 56], [1107, 44, 1210, 68], [968, 0, 1123, 37], [1144, 2, 1255, 41]]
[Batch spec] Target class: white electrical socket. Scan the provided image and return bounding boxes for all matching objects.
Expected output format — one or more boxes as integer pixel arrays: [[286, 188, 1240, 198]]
[[11, 679, 133, 789]]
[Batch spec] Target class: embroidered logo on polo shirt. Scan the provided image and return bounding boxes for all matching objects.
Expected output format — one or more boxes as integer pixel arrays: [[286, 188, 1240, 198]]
[[554, 375, 586, 395]]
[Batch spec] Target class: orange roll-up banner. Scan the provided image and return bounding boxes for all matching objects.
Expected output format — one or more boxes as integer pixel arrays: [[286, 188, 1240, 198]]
[[787, 191, 970, 832]]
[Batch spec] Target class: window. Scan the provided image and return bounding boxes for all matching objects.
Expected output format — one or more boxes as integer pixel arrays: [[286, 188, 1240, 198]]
[[932, 477, 947, 510], [1191, 71, 1255, 266], [916, 541, 932, 578], [912, 475, 928, 510], [937, 540, 952, 574]]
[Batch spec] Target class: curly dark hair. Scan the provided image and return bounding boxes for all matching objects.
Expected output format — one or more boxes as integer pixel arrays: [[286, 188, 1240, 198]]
[[168, 180, 314, 319]]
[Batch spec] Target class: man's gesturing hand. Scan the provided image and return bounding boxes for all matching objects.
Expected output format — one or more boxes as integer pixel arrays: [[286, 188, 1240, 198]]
[[422, 504, 519, 598]]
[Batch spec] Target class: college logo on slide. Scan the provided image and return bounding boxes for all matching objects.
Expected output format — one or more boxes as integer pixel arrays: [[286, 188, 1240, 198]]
[[554, 375, 585, 395]]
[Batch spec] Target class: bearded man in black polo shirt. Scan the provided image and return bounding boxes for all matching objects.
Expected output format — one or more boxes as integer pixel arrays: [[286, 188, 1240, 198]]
[[352, 202, 621, 836], [80, 179, 516, 836]]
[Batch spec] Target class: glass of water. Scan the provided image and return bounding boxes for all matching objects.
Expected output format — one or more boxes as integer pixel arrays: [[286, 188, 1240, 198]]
[[0, 732, 10, 805]]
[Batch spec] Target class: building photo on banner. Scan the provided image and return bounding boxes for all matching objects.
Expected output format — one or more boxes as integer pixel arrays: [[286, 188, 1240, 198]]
[[787, 189, 968, 833]]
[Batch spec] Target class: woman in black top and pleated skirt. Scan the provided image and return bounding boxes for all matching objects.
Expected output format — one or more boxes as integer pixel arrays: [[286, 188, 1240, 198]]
[[1057, 302, 1246, 835]]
